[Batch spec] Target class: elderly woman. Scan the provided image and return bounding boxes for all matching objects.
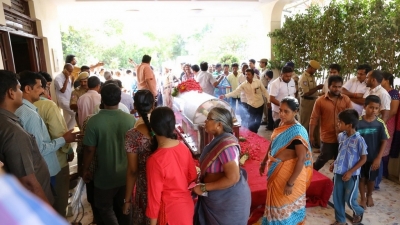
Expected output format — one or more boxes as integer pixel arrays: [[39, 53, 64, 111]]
[[259, 96, 313, 225], [193, 107, 251, 225], [146, 107, 197, 225]]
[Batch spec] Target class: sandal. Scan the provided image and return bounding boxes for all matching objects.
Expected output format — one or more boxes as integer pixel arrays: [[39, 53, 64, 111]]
[[330, 222, 347, 225], [352, 212, 363, 224]]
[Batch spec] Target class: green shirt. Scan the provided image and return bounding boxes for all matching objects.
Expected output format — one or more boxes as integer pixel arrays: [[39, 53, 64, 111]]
[[83, 109, 136, 189]]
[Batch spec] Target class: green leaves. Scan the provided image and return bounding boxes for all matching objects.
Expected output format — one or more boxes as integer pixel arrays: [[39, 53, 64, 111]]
[[269, 0, 400, 78]]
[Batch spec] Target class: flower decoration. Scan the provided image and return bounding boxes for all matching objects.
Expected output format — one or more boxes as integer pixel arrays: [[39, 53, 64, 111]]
[[172, 80, 202, 97]]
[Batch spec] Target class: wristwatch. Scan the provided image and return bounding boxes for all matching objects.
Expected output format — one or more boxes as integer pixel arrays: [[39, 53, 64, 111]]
[[200, 183, 207, 192]]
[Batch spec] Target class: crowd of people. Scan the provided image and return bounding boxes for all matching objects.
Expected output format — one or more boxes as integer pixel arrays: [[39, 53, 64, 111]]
[[0, 52, 399, 225]]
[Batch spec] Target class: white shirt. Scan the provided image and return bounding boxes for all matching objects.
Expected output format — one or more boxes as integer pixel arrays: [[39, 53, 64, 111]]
[[77, 90, 101, 128], [269, 77, 296, 113], [195, 71, 217, 96], [226, 79, 270, 108], [362, 84, 391, 114], [54, 73, 72, 104], [343, 77, 368, 115], [322, 79, 329, 94], [120, 92, 134, 111]]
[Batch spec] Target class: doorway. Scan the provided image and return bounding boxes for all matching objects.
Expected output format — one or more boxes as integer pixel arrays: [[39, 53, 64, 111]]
[[10, 34, 33, 73]]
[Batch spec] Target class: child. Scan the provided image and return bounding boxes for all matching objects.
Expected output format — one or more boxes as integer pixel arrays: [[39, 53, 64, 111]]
[[330, 109, 367, 225], [357, 95, 389, 209]]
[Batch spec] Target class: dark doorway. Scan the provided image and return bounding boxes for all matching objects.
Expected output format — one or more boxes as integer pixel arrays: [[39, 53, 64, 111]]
[[10, 34, 33, 73]]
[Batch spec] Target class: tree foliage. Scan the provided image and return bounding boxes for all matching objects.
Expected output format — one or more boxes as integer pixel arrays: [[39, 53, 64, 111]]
[[269, 0, 400, 78]]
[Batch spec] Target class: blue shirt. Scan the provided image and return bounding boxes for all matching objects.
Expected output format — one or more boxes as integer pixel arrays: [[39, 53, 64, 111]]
[[15, 99, 65, 176], [334, 131, 368, 176]]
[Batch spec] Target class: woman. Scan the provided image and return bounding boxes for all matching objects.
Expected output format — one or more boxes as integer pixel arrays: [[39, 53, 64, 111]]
[[123, 90, 155, 225], [259, 96, 313, 225], [181, 63, 194, 81], [146, 107, 197, 225], [376, 72, 399, 189], [193, 107, 251, 225]]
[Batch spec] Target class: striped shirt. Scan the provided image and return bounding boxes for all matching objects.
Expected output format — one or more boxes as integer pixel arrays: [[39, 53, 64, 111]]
[[15, 99, 65, 176], [206, 146, 239, 173], [0, 174, 68, 225]]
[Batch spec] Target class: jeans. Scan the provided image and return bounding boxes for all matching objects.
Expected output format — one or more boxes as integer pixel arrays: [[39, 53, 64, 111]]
[[247, 104, 264, 133], [333, 174, 364, 223], [94, 185, 131, 225]]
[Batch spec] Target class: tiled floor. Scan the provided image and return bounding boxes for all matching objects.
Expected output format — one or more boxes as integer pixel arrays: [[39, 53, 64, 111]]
[[67, 125, 400, 225]]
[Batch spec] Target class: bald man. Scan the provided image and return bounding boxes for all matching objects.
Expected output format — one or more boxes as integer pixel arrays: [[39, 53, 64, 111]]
[[54, 64, 76, 130]]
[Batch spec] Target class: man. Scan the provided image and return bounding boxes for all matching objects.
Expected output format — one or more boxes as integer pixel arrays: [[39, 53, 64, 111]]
[[77, 76, 101, 128], [310, 75, 352, 170], [249, 59, 260, 77], [65, 54, 103, 81], [136, 54, 157, 98], [83, 83, 136, 225], [104, 71, 113, 81], [0, 70, 52, 205], [15, 71, 77, 202], [70, 72, 89, 112], [258, 58, 270, 125], [265, 71, 275, 131], [34, 72, 74, 216], [227, 63, 241, 112], [362, 70, 391, 122], [298, 60, 324, 146], [342, 64, 372, 116], [269, 66, 297, 122], [115, 79, 134, 111], [54, 64, 76, 130], [238, 63, 249, 127], [212, 63, 223, 78], [195, 62, 224, 96], [214, 64, 231, 98], [74, 65, 90, 88], [222, 69, 270, 133], [321, 63, 341, 94]]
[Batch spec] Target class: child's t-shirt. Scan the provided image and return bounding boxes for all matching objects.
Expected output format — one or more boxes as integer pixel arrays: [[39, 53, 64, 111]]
[[357, 116, 389, 162], [334, 131, 368, 176]]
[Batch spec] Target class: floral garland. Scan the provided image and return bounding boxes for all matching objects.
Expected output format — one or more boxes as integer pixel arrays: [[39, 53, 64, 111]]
[[172, 79, 202, 97]]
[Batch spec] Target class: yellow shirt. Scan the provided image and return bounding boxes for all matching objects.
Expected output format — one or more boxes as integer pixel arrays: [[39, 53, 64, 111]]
[[34, 98, 71, 168], [227, 73, 240, 98], [298, 71, 318, 97]]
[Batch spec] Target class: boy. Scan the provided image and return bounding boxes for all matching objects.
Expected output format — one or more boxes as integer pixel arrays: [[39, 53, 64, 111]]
[[357, 95, 389, 209], [330, 109, 367, 225]]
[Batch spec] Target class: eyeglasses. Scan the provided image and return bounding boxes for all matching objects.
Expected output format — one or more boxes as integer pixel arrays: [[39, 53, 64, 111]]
[[205, 117, 218, 122]]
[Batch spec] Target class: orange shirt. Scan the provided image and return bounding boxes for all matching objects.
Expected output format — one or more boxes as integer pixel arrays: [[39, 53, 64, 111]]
[[310, 93, 352, 143]]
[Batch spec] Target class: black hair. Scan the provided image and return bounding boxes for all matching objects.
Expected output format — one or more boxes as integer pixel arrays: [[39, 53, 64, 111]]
[[266, 70, 274, 79], [249, 59, 256, 64], [88, 76, 101, 89], [364, 95, 381, 106], [357, 64, 372, 74], [191, 64, 200, 72], [281, 96, 299, 112], [200, 62, 208, 71], [142, 55, 151, 63], [126, 70, 132, 74], [38, 71, 52, 82], [80, 65, 90, 72], [329, 64, 341, 72], [370, 70, 383, 83], [104, 80, 119, 86], [382, 71, 394, 87], [150, 107, 177, 151], [39, 76, 47, 88], [281, 66, 293, 74], [65, 55, 75, 64], [134, 90, 155, 149], [245, 68, 255, 75], [100, 83, 121, 106], [113, 79, 123, 88], [0, 70, 19, 104], [18, 71, 45, 92], [328, 75, 343, 87], [215, 63, 222, 68], [223, 64, 229, 68], [338, 109, 359, 128], [231, 63, 239, 68]]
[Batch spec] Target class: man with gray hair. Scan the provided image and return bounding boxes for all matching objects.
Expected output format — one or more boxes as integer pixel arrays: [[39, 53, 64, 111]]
[[104, 71, 113, 81]]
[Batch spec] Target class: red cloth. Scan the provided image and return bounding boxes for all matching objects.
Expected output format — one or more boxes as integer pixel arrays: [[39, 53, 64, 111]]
[[146, 142, 198, 225]]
